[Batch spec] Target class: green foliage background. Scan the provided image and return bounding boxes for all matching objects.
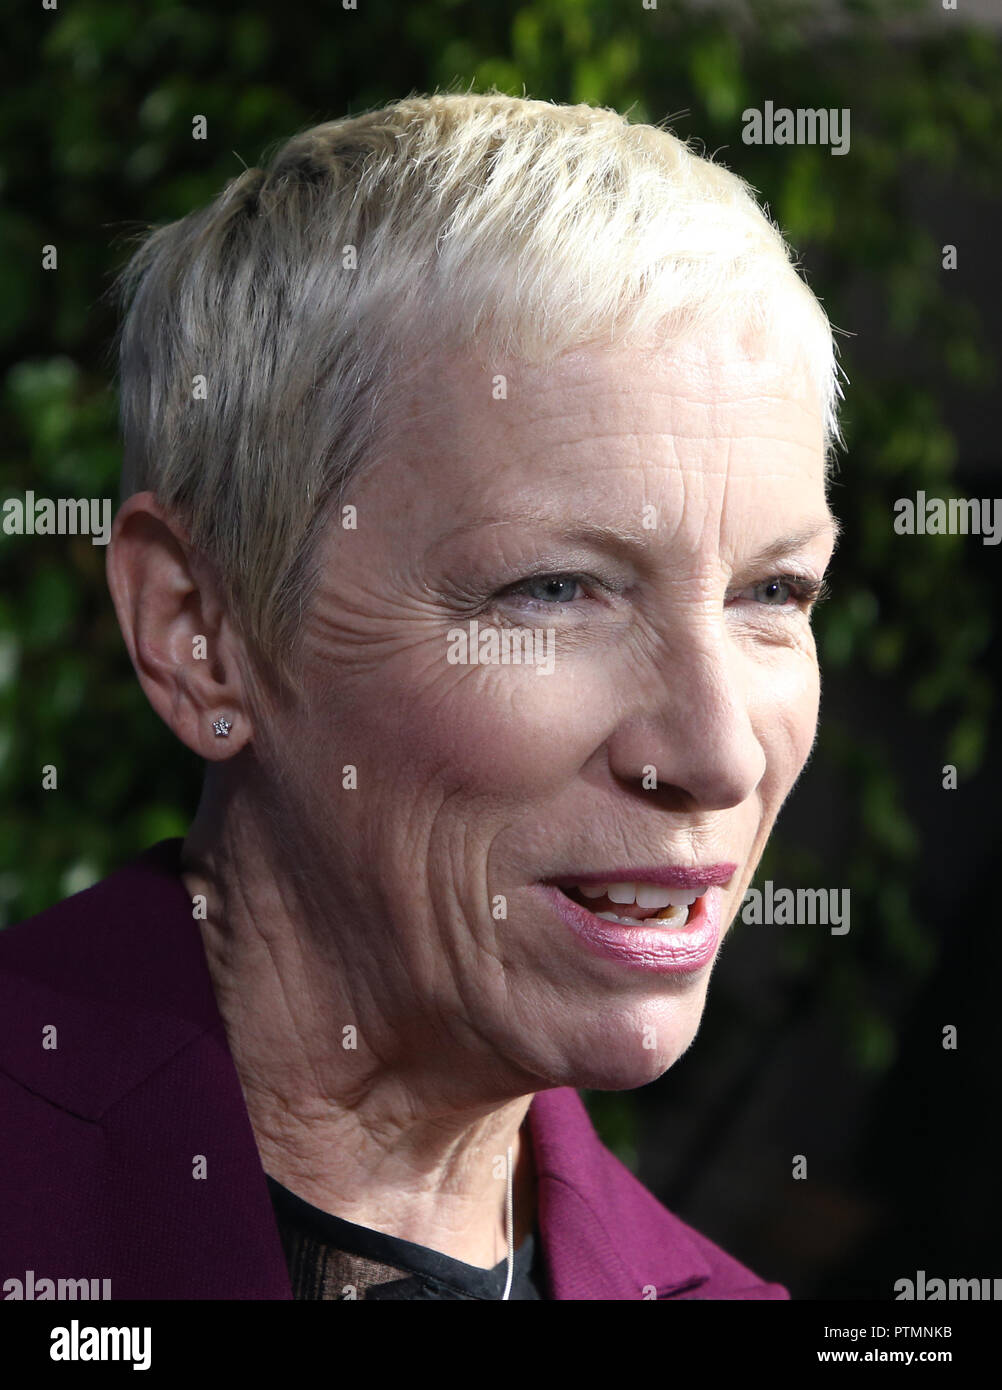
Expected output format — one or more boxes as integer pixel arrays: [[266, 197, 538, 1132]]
[[1, 0, 998, 1116]]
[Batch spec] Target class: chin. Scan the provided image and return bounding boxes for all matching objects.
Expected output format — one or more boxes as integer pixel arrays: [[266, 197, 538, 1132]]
[[557, 1012, 707, 1092]]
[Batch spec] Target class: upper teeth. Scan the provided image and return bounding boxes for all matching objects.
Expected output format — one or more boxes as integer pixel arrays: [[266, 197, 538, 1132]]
[[578, 881, 708, 908]]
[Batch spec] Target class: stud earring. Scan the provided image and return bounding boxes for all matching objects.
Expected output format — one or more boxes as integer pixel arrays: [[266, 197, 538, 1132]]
[[212, 717, 232, 738]]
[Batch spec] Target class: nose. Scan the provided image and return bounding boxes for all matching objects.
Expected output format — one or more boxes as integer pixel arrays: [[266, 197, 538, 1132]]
[[604, 628, 768, 812]]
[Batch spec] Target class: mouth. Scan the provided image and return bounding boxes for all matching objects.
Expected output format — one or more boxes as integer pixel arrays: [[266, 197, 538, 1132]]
[[537, 868, 737, 973], [546, 865, 737, 928], [556, 883, 704, 927]]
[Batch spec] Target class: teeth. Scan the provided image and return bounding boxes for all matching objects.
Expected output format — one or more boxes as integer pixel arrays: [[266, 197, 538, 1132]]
[[596, 906, 689, 927], [633, 884, 671, 908], [579, 880, 706, 909]]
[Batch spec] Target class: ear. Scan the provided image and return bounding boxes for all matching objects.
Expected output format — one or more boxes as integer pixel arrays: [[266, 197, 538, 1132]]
[[105, 491, 254, 761]]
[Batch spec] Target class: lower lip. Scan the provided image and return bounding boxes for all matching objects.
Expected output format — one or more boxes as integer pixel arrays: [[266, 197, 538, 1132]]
[[539, 884, 723, 975]]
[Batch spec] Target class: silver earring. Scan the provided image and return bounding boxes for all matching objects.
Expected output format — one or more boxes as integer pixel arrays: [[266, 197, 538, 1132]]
[[212, 717, 232, 738]]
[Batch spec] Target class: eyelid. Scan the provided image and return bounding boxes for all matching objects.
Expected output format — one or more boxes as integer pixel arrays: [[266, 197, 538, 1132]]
[[500, 570, 610, 600], [730, 571, 830, 606], [495, 567, 830, 609]]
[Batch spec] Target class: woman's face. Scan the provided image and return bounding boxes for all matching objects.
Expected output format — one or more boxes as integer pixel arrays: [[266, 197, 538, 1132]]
[[253, 331, 837, 1093]]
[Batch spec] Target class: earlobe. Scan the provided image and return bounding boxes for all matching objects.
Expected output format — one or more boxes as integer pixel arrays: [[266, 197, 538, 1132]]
[[105, 492, 254, 760]]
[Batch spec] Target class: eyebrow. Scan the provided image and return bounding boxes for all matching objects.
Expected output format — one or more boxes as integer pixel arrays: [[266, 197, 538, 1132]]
[[743, 516, 842, 568], [437, 510, 842, 561]]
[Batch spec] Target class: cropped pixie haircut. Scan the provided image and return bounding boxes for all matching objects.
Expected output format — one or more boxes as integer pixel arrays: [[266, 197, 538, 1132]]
[[110, 90, 844, 692]]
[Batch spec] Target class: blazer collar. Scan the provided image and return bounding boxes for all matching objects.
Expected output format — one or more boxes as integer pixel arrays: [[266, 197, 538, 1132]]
[[528, 1087, 712, 1299]]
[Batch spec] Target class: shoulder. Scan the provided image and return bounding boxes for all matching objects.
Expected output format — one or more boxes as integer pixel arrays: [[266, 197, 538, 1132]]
[[0, 838, 189, 974], [0, 839, 219, 1118]]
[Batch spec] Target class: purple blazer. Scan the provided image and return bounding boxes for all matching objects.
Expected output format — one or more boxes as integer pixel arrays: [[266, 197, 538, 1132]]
[[0, 840, 788, 1301]]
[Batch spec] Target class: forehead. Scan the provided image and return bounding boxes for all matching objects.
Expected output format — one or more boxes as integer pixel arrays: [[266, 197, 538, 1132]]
[[374, 332, 829, 541], [413, 330, 817, 449]]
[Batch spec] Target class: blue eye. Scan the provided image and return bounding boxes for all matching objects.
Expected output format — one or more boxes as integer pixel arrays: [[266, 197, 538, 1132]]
[[515, 574, 584, 604], [753, 578, 795, 605], [740, 573, 827, 608]]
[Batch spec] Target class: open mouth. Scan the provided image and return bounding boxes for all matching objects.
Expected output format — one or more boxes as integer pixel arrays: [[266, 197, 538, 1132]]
[[556, 882, 708, 929]]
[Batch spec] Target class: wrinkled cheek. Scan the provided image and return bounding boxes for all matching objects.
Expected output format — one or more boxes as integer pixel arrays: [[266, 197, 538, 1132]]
[[383, 657, 607, 803]]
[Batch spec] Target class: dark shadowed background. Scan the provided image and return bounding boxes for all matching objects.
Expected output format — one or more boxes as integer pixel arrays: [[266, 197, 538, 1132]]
[[1, 0, 999, 1299]]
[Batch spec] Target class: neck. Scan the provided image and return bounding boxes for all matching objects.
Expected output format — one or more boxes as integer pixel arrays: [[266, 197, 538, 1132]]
[[180, 808, 538, 1271]]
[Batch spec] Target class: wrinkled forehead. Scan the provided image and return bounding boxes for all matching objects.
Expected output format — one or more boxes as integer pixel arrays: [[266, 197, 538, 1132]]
[[366, 333, 830, 546], [396, 324, 822, 449]]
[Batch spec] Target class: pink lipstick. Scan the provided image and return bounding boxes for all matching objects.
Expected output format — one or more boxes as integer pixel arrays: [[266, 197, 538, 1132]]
[[538, 877, 731, 974]]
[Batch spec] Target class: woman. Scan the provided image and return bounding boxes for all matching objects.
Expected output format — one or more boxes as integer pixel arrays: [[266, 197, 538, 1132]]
[[0, 92, 842, 1300]]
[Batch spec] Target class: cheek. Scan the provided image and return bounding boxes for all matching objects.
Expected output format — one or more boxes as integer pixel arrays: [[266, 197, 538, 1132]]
[[750, 644, 821, 790], [368, 652, 609, 804]]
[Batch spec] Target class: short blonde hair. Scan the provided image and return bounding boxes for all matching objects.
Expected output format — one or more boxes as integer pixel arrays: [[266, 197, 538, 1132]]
[[111, 90, 844, 690]]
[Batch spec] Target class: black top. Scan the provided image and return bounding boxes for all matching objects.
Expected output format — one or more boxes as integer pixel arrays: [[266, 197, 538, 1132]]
[[266, 1174, 546, 1300]]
